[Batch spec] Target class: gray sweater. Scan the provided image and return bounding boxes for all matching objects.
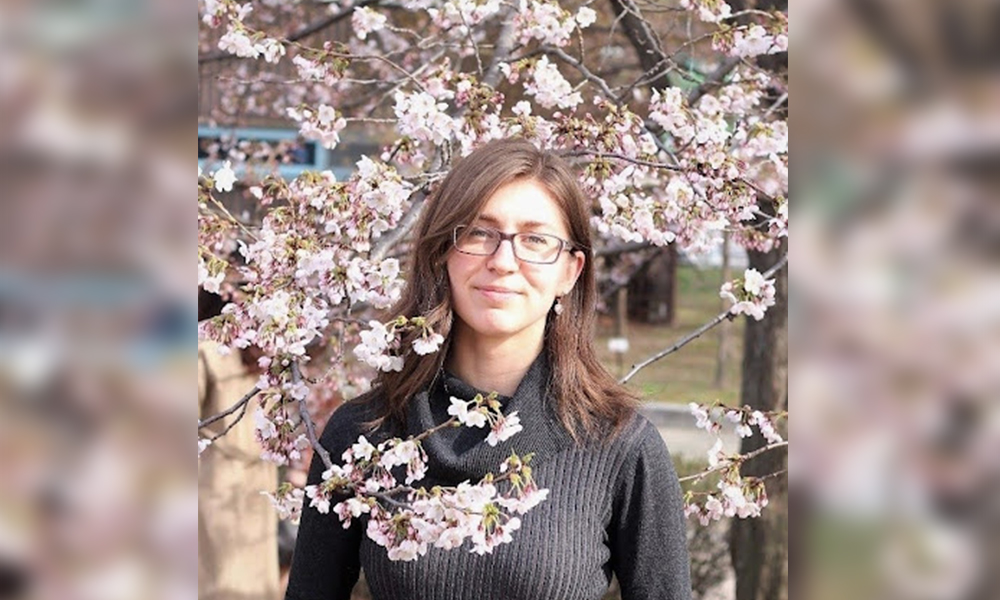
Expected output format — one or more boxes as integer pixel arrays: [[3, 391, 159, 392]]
[[285, 355, 692, 600]]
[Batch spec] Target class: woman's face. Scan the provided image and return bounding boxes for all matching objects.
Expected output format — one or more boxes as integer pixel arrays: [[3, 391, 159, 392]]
[[446, 178, 585, 350]]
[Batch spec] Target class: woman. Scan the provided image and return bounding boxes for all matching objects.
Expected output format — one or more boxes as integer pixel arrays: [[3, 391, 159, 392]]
[[285, 139, 692, 600]]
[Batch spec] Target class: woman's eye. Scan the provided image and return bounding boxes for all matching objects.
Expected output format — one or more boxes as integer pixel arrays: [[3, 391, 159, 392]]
[[468, 227, 492, 239], [523, 234, 551, 246]]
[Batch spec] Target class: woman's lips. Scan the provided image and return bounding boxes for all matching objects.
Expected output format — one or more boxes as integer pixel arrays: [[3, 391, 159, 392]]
[[475, 286, 519, 302]]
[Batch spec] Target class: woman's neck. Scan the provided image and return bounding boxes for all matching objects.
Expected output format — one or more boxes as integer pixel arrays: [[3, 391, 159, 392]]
[[446, 329, 543, 397]]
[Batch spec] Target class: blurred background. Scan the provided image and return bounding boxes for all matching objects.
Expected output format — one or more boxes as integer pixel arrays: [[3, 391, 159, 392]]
[[792, 1, 1000, 599], [1, 0, 999, 599], [0, 1, 194, 599]]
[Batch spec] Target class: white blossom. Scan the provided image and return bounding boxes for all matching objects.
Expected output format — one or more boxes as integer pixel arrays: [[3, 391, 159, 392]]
[[218, 27, 260, 59], [575, 7, 597, 28], [707, 438, 725, 468], [525, 56, 581, 109], [253, 408, 278, 440], [352, 436, 377, 462], [353, 6, 387, 40], [412, 333, 444, 355], [213, 161, 237, 192]]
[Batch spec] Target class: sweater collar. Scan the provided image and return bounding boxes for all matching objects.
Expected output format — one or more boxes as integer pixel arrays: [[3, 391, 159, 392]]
[[406, 350, 575, 483]]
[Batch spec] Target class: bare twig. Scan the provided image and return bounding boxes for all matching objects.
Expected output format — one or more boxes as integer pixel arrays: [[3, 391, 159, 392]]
[[293, 362, 333, 470], [753, 468, 788, 482], [762, 91, 788, 119], [544, 46, 617, 99], [457, 10, 484, 78], [333, 52, 430, 93], [209, 397, 250, 442], [199, 386, 260, 429], [559, 149, 681, 171], [619, 253, 787, 384], [202, 193, 260, 241], [607, 0, 671, 90], [686, 57, 742, 105]]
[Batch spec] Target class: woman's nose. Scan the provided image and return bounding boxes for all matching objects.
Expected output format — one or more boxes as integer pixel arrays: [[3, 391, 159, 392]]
[[486, 238, 519, 272]]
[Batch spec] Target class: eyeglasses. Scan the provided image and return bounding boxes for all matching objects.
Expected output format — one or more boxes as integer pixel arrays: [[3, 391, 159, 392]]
[[452, 225, 576, 265]]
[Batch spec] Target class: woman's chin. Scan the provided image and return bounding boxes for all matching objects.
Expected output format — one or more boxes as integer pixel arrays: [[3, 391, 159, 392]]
[[460, 314, 546, 344]]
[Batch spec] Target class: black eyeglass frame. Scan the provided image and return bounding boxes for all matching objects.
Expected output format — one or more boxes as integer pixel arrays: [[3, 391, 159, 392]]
[[452, 225, 579, 265]]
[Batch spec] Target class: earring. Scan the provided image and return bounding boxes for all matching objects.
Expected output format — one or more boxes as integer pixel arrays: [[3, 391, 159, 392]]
[[553, 296, 564, 316]]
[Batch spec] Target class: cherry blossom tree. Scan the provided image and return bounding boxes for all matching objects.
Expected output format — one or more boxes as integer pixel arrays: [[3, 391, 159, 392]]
[[197, 0, 788, 568]]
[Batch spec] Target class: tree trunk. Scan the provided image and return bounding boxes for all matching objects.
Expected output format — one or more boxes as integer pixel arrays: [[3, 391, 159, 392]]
[[729, 238, 788, 600], [626, 246, 676, 325]]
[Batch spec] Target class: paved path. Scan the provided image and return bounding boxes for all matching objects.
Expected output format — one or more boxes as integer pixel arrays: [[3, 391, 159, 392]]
[[638, 403, 741, 462]]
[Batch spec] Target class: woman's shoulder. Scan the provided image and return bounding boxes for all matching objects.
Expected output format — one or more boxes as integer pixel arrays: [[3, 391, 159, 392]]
[[603, 410, 674, 467]]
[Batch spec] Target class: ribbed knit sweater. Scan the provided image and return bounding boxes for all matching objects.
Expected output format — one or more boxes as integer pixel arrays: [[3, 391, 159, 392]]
[[285, 354, 692, 600]]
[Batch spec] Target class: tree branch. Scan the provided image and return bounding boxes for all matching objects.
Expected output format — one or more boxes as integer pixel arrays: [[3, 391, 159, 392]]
[[482, 17, 517, 88], [677, 441, 788, 483], [560, 149, 681, 171], [687, 56, 742, 105], [544, 46, 617, 99], [607, 0, 671, 88], [619, 253, 788, 383], [292, 362, 333, 470], [199, 386, 260, 429], [198, 0, 379, 65], [371, 186, 429, 262], [209, 397, 250, 442]]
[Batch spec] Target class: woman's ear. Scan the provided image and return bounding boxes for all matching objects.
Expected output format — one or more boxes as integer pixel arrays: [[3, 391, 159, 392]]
[[563, 249, 585, 293]]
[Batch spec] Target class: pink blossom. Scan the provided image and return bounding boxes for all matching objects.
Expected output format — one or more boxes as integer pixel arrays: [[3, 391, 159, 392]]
[[448, 397, 488, 428], [262, 487, 305, 523], [514, 0, 578, 47], [333, 496, 372, 528], [253, 408, 278, 440], [704, 495, 725, 521], [394, 90, 457, 145], [679, 0, 732, 23], [305, 484, 332, 514], [689, 403, 715, 432], [486, 411, 523, 446], [471, 515, 521, 555]]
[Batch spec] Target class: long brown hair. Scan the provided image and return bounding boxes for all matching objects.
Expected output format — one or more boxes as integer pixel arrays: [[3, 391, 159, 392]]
[[372, 138, 638, 441]]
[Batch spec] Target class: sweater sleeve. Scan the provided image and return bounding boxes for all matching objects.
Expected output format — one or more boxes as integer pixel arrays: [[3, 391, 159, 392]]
[[609, 419, 693, 600], [284, 401, 370, 600]]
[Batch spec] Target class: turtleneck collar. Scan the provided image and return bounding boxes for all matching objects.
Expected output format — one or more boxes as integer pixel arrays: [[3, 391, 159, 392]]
[[405, 350, 576, 484]]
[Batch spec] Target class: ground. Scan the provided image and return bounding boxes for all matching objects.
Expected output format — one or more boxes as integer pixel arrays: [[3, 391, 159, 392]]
[[596, 265, 745, 406]]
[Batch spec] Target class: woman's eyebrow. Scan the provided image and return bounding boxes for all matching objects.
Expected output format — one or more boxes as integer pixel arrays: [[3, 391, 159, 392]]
[[474, 214, 554, 230]]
